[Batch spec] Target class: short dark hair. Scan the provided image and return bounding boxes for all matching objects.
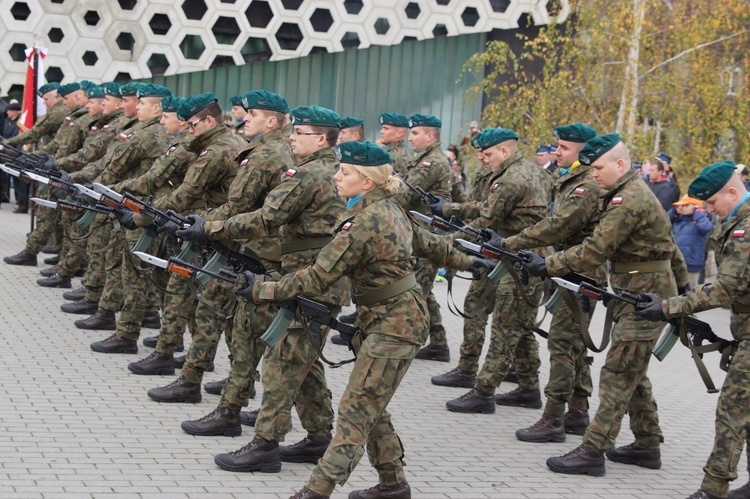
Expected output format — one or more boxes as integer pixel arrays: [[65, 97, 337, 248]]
[[258, 109, 286, 129], [311, 125, 339, 146], [652, 158, 665, 172], [195, 101, 223, 122]]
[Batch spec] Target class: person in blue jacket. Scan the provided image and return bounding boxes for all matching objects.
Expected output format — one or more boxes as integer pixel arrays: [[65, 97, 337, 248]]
[[668, 194, 713, 287]]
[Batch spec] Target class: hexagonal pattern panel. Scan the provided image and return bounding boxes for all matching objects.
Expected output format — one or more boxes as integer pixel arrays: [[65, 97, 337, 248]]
[[0, 0, 568, 91]]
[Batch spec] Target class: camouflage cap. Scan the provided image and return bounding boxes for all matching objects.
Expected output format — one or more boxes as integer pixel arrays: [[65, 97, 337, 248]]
[[553, 123, 597, 143], [160, 95, 185, 113], [578, 133, 621, 165], [229, 95, 243, 107], [58, 82, 82, 97], [480, 128, 519, 149], [290, 105, 340, 127], [688, 161, 736, 200], [136, 84, 173, 99], [339, 116, 364, 129], [335, 140, 392, 167], [101, 82, 122, 99], [37, 82, 61, 97], [86, 84, 105, 99], [177, 92, 218, 121], [379, 112, 409, 128], [408, 113, 441, 128], [241, 90, 289, 113], [120, 82, 145, 97]]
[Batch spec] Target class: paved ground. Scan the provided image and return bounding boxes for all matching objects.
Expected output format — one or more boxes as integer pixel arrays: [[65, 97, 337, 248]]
[[0, 205, 743, 499]]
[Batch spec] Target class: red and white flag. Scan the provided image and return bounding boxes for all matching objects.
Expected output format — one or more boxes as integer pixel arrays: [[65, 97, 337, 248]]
[[18, 45, 48, 132]]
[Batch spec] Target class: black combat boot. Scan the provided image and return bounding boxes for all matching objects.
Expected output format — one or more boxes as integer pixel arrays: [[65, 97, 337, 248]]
[[503, 368, 519, 384], [181, 406, 242, 437], [330, 334, 348, 345], [494, 387, 542, 409], [39, 264, 60, 277], [90, 333, 138, 354], [289, 486, 329, 499], [279, 433, 332, 463], [516, 413, 565, 443], [727, 477, 750, 499], [348, 480, 411, 499], [687, 491, 721, 499], [240, 409, 259, 427], [605, 442, 661, 469], [37, 273, 72, 288], [62, 286, 86, 301], [142, 311, 161, 329], [338, 311, 357, 324], [431, 367, 476, 388], [204, 378, 228, 395], [127, 351, 176, 375], [414, 343, 450, 362], [142, 335, 184, 352], [75, 310, 116, 330], [546, 443, 606, 476], [148, 378, 202, 403], [563, 409, 590, 435], [43, 254, 60, 265], [446, 389, 495, 414], [4, 250, 37, 266], [214, 437, 281, 473], [60, 298, 99, 315], [41, 242, 59, 254]]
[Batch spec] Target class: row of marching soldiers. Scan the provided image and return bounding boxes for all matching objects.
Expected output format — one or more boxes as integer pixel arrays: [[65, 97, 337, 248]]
[[1, 79, 748, 499]]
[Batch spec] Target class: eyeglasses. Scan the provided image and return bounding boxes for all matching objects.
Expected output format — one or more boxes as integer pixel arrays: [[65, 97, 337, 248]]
[[187, 117, 206, 130], [291, 129, 323, 136]]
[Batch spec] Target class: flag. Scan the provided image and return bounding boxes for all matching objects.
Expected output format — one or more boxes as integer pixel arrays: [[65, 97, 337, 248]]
[[18, 45, 48, 132]]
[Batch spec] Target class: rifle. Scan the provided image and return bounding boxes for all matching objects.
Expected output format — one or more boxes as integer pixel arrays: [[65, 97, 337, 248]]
[[0, 143, 47, 171], [551, 276, 652, 309], [402, 177, 440, 205], [30, 196, 112, 216], [652, 315, 728, 361]]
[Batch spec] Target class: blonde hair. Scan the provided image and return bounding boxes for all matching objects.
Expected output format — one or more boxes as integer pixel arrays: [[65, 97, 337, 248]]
[[349, 163, 402, 196]]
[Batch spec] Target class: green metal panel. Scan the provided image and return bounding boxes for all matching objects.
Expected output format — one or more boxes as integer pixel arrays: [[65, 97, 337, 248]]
[[149, 34, 486, 147]]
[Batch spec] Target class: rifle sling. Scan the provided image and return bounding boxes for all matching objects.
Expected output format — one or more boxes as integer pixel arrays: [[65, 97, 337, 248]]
[[677, 318, 738, 393], [731, 303, 750, 313], [280, 237, 332, 254], [353, 273, 417, 306]]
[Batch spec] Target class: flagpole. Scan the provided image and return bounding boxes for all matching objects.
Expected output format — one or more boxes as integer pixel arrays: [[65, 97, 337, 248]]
[[29, 33, 41, 232]]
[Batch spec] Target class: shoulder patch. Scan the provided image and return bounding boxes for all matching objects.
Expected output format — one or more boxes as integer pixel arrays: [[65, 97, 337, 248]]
[[168, 145, 177, 153], [422, 161, 431, 167], [573, 187, 585, 195], [90, 126, 97, 132], [491, 182, 500, 191], [284, 168, 298, 177], [68, 122, 75, 127], [611, 196, 623, 205], [102, 125, 110, 131], [733, 229, 745, 238], [199, 150, 208, 157], [118, 132, 130, 141], [240, 159, 249, 166], [65, 116, 72, 122], [341, 222, 353, 231], [336, 216, 356, 233]]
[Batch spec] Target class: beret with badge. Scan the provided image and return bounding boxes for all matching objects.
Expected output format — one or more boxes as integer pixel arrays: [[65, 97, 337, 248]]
[[688, 161, 737, 200], [58, 82, 81, 97], [379, 112, 409, 128], [101, 82, 122, 99], [37, 82, 61, 97], [120, 82, 145, 97], [229, 95, 243, 107], [160, 95, 185, 113], [86, 84, 105, 99], [554, 123, 597, 143], [136, 84, 173, 99], [290, 105, 340, 127], [479, 128, 519, 149], [178, 92, 218, 121], [409, 113, 441, 128], [578, 133, 621, 165], [335, 140, 392, 166], [241, 90, 289, 114], [340, 116, 364, 129]]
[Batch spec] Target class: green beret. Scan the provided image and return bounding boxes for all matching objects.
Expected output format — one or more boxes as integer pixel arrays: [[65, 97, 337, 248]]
[[290, 105, 340, 127], [79, 80, 97, 92], [86, 84, 105, 99], [101, 82, 122, 99], [479, 128, 519, 149], [335, 140, 392, 167], [688, 161, 736, 200], [471, 130, 489, 150], [553, 123, 597, 143], [379, 112, 408, 128], [160, 95, 185, 113], [58, 82, 82, 97], [120, 82, 145, 97], [408, 113, 441, 128], [37, 82, 61, 97], [241, 90, 289, 113], [340, 116, 364, 129], [229, 95, 243, 107], [578, 133, 621, 165], [177, 92, 219, 121], [137, 84, 173, 99]]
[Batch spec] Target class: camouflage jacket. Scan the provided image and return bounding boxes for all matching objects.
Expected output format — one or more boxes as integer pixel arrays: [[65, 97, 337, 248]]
[[46, 107, 87, 159], [115, 131, 195, 199], [69, 115, 140, 184], [57, 110, 123, 172], [470, 166, 493, 203], [664, 197, 750, 340], [384, 141, 410, 176], [153, 125, 243, 214], [201, 127, 294, 264], [205, 146, 349, 307], [547, 168, 689, 308], [396, 141, 452, 215], [6, 101, 66, 150], [97, 116, 167, 186], [504, 162, 606, 283], [252, 188, 473, 344]]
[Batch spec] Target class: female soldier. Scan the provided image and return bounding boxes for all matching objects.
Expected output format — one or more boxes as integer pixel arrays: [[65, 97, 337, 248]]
[[236, 140, 487, 499]]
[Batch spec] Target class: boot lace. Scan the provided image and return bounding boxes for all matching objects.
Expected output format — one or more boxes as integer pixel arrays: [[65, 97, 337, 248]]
[[192, 407, 221, 423], [559, 443, 588, 459]]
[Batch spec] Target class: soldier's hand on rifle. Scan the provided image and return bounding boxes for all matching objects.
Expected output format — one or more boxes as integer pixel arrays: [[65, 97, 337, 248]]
[[40, 154, 56, 171], [678, 283, 691, 295], [429, 196, 445, 217], [520, 250, 547, 278], [175, 215, 209, 245], [118, 211, 138, 230], [233, 271, 258, 303], [635, 293, 666, 322], [481, 228, 504, 249], [157, 221, 179, 236], [58, 170, 70, 183], [469, 256, 495, 279]]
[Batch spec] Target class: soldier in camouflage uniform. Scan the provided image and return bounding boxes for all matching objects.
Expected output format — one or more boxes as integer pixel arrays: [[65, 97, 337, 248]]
[[504, 123, 604, 442], [229, 141, 482, 499], [229, 95, 247, 137], [522, 134, 689, 476], [436, 128, 550, 415], [378, 112, 411, 177], [178, 90, 293, 437], [177, 105, 348, 473], [636, 161, 750, 499], [398, 114, 453, 363], [337, 116, 365, 144]]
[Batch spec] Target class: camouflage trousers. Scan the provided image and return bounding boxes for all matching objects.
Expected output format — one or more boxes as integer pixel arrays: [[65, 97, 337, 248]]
[[97, 229, 126, 315], [307, 333, 417, 496], [415, 258, 446, 347], [543, 291, 595, 416], [155, 272, 197, 356], [179, 278, 236, 384], [701, 338, 750, 498], [457, 274, 496, 374], [583, 313, 663, 453], [254, 310, 340, 443], [475, 270, 542, 393], [25, 200, 59, 255], [219, 300, 275, 410], [117, 229, 168, 341], [83, 216, 113, 303], [58, 211, 87, 278]]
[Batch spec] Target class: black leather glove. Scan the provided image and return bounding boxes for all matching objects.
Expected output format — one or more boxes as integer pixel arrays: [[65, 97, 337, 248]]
[[520, 250, 547, 277], [233, 271, 257, 303], [157, 220, 179, 236], [635, 293, 666, 322], [175, 215, 209, 245], [429, 196, 445, 217], [58, 170, 70, 183], [41, 154, 56, 171], [118, 210, 138, 230], [481, 228, 504, 250], [678, 283, 692, 295], [469, 256, 495, 279]]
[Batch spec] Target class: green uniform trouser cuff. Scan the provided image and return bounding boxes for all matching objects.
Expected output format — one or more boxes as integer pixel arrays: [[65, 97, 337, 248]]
[[701, 475, 730, 498], [544, 402, 566, 417], [377, 469, 405, 486], [307, 470, 336, 496]]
